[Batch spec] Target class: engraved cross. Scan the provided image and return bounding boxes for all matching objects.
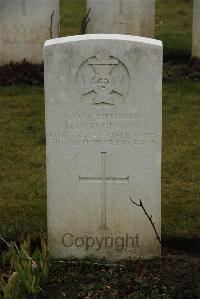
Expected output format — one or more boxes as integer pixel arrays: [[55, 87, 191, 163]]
[[79, 152, 129, 230]]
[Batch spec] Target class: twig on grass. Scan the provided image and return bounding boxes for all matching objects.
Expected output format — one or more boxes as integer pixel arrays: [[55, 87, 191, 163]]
[[80, 8, 91, 34], [50, 11, 55, 38], [130, 198, 161, 245]]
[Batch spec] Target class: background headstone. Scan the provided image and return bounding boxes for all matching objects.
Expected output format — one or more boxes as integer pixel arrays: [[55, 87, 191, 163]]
[[44, 34, 162, 260], [0, 0, 60, 65], [192, 0, 200, 58], [86, 0, 155, 37]]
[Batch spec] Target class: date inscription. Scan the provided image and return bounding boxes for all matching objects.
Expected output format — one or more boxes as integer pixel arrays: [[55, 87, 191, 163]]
[[47, 112, 159, 146]]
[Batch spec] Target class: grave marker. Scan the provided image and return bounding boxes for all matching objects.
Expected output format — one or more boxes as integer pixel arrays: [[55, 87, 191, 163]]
[[44, 34, 162, 260], [0, 0, 60, 65], [86, 0, 155, 37]]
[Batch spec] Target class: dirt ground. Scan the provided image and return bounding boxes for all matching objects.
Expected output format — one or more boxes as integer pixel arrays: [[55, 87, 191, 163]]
[[163, 58, 200, 81], [0, 59, 200, 86], [38, 245, 200, 299]]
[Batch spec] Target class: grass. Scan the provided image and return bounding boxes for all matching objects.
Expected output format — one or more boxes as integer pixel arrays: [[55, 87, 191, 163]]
[[0, 86, 46, 240], [59, 0, 86, 36], [156, 0, 193, 60], [0, 81, 199, 242], [162, 80, 200, 241]]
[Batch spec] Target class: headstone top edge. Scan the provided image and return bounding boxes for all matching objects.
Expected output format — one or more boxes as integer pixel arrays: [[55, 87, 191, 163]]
[[44, 34, 162, 48]]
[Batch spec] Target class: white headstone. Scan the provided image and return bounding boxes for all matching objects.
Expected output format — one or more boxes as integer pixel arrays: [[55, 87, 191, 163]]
[[86, 0, 155, 37], [44, 34, 162, 261], [192, 0, 200, 58], [0, 0, 60, 65]]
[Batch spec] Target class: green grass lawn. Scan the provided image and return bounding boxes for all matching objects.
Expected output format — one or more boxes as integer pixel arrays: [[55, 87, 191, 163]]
[[60, 0, 86, 36], [162, 80, 200, 241], [0, 86, 46, 240], [0, 1, 199, 243], [156, 0, 193, 60], [0, 81, 199, 242]]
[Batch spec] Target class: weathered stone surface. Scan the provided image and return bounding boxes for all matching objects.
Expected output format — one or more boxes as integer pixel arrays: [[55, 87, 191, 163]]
[[0, 0, 60, 65], [192, 0, 200, 58], [86, 0, 155, 37], [44, 34, 162, 261]]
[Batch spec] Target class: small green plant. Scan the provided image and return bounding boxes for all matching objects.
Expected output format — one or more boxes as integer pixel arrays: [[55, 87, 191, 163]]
[[0, 272, 21, 299], [0, 236, 50, 299]]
